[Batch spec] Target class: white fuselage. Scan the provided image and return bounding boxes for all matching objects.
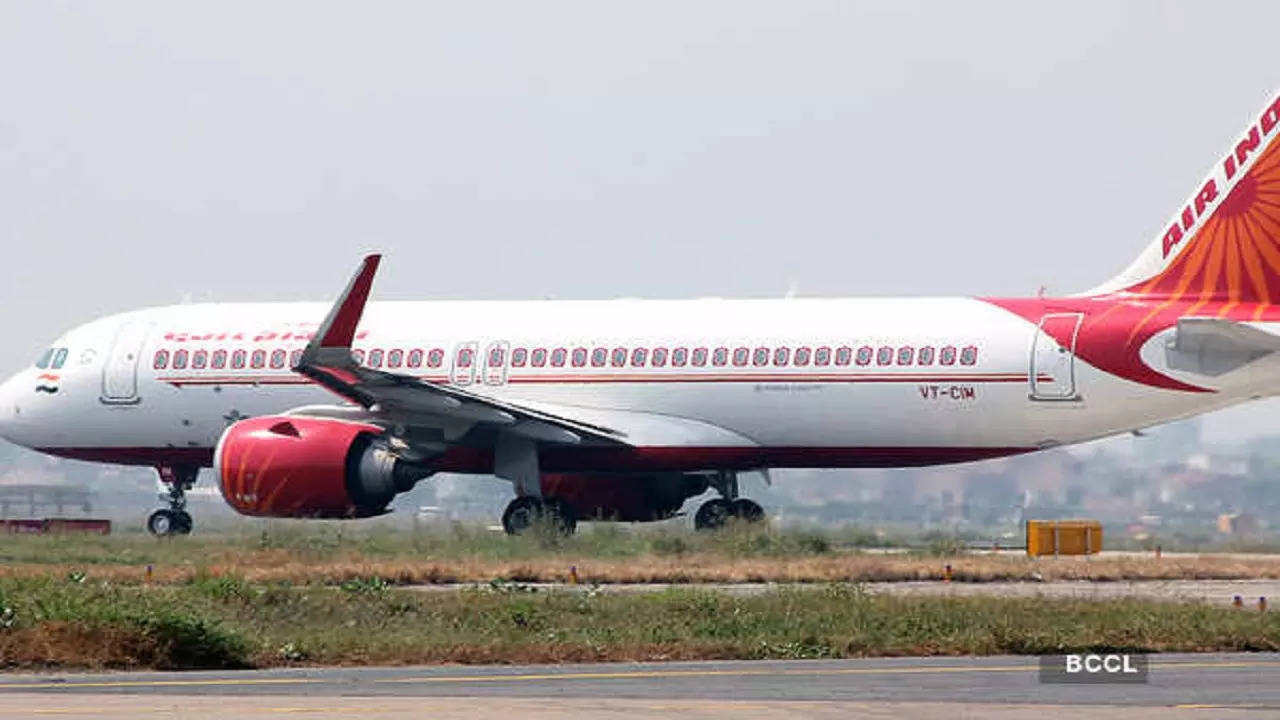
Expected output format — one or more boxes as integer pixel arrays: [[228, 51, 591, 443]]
[[0, 297, 1268, 472]]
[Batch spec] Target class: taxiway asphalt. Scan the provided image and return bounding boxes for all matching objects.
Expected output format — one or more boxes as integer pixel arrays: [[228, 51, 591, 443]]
[[0, 653, 1277, 719]]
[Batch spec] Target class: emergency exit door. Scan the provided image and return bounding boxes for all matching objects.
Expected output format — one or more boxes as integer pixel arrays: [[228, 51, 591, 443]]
[[1030, 313, 1082, 401]]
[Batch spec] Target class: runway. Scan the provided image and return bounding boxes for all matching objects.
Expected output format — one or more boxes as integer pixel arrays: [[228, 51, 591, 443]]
[[0, 653, 1277, 719]]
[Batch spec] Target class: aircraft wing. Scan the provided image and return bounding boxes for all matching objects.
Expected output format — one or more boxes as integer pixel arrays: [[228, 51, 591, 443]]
[[292, 254, 629, 448], [1167, 317, 1280, 376]]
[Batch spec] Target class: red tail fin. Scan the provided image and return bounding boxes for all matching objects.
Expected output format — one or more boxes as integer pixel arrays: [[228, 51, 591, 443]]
[[1090, 91, 1280, 309]]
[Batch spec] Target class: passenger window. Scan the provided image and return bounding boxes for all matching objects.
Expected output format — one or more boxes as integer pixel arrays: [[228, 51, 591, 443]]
[[611, 347, 627, 367], [794, 347, 811, 366], [173, 349, 188, 370], [387, 349, 404, 368], [212, 350, 227, 369], [407, 349, 424, 368], [192, 350, 208, 369], [289, 349, 303, 367], [753, 347, 769, 367], [731, 347, 749, 367], [712, 348, 728, 367], [815, 347, 832, 366], [876, 347, 893, 366], [531, 348, 548, 367], [351, 349, 365, 365], [631, 348, 648, 367], [153, 350, 169, 370], [939, 346, 957, 365], [250, 350, 266, 369], [35, 349, 53, 369], [232, 350, 247, 369], [836, 346, 852, 366], [427, 349, 444, 368], [917, 347, 935, 365], [572, 348, 588, 367], [270, 349, 287, 369], [487, 347, 505, 367], [856, 346, 873, 366], [51, 348, 68, 369], [456, 348, 473, 368], [511, 348, 528, 367], [591, 348, 607, 367], [552, 348, 568, 367], [672, 348, 689, 366], [897, 347, 914, 365], [692, 348, 708, 366], [368, 349, 384, 367], [774, 347, 790, 366], [652, 348, 668, 367], [960, 345, 978, 365]]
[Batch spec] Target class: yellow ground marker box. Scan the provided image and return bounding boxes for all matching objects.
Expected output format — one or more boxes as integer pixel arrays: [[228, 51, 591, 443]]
[[1026, 520, 1102, 556]]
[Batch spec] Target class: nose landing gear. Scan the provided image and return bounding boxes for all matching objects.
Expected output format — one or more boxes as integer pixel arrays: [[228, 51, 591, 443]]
[[148, 465, 196, 537], [694, 470, 767, 531]]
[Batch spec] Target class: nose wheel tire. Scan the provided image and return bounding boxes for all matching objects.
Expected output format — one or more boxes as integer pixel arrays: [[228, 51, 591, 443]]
[[695, 497, 766, 530], [147, 509, 193, 537], [501, 496, 577, 536]]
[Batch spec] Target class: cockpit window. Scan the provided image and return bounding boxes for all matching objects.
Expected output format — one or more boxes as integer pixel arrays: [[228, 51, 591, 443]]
[[35, 349, 53, 369], [51, 348, 68, 369]]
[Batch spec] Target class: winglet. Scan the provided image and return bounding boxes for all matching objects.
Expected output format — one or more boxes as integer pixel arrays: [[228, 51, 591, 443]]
[[298, 254, 381, 366]]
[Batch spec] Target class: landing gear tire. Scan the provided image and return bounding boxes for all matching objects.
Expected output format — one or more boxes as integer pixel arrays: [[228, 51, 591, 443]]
[[541, 497, 578, 536], [694, 498, 733, 531], [147, 509, 177, 537], [695, 497, 767, 530], [501, 496, 577, 536], [149, 465, 198, 537], [730, 498, 766, 523]]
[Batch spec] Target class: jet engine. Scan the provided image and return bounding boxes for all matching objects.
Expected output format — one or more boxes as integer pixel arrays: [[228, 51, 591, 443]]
[[214, 416, 429, 518]]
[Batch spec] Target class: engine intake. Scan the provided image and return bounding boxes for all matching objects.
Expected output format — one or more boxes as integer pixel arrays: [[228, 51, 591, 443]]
[[214, 416, 428, 518]]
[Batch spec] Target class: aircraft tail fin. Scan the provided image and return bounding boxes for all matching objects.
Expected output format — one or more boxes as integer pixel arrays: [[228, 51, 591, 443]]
[[1087, 91, 1280, 306]]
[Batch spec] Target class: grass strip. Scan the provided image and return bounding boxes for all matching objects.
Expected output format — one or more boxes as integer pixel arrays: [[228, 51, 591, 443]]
[[0, 576, 1277, 670]]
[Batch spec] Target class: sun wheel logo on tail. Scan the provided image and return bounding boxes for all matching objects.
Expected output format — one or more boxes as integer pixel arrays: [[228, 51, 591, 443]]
[[214, 416, 429, 518]]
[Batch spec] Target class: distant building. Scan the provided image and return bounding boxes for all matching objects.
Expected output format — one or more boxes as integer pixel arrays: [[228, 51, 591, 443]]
[[1218, 512, 1261, 536]]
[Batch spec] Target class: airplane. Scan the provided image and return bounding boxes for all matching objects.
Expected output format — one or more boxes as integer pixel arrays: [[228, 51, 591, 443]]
[[4, 91, 1280, 537]]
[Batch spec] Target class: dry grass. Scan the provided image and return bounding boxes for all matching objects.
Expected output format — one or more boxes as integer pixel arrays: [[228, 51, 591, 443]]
[[4, 551, 1280, 587], [4, 524, 1280, 587]]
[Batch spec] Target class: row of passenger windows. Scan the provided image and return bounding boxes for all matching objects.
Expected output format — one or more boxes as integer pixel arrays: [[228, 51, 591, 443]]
[[152, 347, 449, 371], [152, 344, 979, 371], [480, 344, 978, 369]]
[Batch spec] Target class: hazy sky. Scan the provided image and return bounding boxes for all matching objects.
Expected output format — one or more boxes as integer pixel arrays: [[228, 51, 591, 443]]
[[2, 1, 1279, 441]]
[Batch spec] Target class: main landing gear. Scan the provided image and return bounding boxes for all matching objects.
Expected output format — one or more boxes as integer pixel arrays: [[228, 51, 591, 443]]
[[494, 435, 577, 536], [694, 470, 766, 531], [501, 496, 577, 536], [147, 465, 196, 537]]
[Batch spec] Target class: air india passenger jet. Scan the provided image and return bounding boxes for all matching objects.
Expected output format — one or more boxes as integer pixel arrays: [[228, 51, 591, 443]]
[[4, 93, 1280, 536]]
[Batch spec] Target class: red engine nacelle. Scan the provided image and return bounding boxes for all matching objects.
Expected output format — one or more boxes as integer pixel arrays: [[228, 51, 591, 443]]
[[215, 416, 424, 518], [541, 472, 710, 522]]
